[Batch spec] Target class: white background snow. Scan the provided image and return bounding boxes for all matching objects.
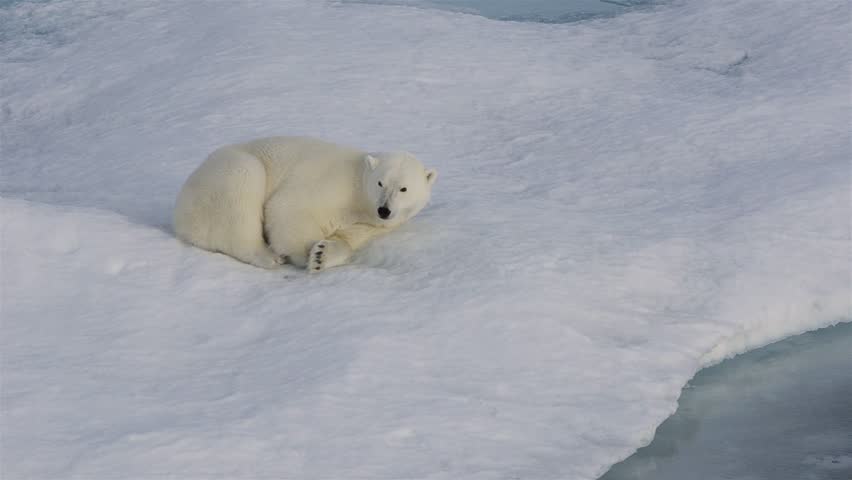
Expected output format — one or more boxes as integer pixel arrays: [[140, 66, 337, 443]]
[[1, 0, 850, 478]]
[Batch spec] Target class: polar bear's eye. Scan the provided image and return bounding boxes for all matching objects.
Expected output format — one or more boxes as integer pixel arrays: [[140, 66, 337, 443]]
[[378, 181, 383, 187], [400, 187, 407, 192]]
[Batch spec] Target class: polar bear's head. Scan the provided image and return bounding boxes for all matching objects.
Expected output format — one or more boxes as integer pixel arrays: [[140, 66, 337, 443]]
[[362, 151, 437, 227]]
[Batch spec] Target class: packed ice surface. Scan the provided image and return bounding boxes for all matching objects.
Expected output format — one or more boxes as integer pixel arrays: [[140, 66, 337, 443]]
[[1, 0, 850, 478]]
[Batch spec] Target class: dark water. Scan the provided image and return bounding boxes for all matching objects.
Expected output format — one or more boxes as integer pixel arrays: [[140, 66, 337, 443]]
[[601, 322, 852, 480]]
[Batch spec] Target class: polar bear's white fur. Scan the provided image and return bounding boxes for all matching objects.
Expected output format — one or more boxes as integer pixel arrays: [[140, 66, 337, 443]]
[[173, 136, 437, 271]]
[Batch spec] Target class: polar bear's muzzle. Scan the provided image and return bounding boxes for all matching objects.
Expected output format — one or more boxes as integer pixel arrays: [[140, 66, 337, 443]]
[[377, 205, 391, 220]]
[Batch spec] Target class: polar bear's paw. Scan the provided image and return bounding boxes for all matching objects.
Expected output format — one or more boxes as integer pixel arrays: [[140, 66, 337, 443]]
[[308, 240, 330, 272], [307, 239, 350, 273], [248, 249, 286, 269]]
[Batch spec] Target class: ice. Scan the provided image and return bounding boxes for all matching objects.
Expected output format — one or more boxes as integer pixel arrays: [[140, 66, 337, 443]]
[[1, 0, 850, 478]]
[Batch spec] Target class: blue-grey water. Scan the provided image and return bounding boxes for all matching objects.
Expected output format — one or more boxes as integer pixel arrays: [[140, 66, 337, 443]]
[[602, 322, 852, 480]]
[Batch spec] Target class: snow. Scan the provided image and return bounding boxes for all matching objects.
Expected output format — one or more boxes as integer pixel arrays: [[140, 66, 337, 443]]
[[340, 0, 646, 23], [1, 0, 850, 478]]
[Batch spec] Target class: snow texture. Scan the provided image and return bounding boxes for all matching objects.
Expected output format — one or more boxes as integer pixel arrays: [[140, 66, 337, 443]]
[[1, 0, 850, 478], [340, 0, 642, 23]]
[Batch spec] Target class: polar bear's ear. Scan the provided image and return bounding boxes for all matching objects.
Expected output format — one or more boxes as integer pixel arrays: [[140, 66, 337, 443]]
[[364, 154, 379, 171], [426, 169, 438, 186]]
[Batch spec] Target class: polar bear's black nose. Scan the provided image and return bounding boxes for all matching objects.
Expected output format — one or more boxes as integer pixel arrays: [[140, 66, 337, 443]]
[[378, 206, 391, 219]]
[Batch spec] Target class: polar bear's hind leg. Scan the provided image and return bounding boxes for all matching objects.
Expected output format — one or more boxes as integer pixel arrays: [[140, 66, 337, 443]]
[[174, 148, 281, 269], [262, 205, 326, 269]]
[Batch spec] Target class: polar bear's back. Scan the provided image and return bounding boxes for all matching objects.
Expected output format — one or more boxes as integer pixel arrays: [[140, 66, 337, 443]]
[[237, 136, 364, 190]]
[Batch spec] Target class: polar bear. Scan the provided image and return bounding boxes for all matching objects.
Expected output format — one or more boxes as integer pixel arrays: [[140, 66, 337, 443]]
[[173, 136, 437, 272]]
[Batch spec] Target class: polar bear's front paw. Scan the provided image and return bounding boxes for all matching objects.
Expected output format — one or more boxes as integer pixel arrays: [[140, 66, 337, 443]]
[[307, 239, 350, 273], [308, 241, 328, 272]]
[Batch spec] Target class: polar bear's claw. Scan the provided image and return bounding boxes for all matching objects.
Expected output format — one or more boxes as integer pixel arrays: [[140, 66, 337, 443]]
[[247, 249, 285, 269]]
